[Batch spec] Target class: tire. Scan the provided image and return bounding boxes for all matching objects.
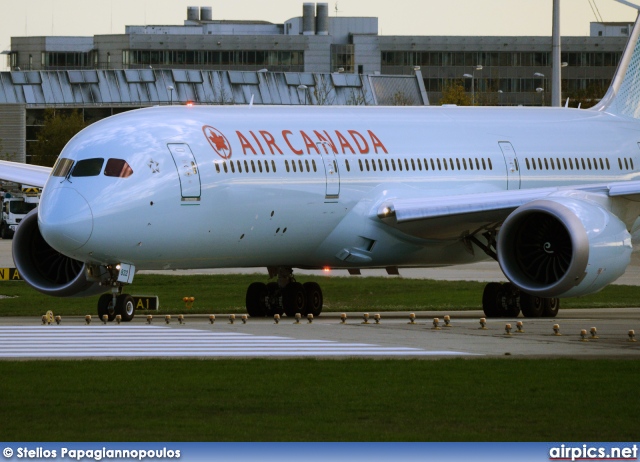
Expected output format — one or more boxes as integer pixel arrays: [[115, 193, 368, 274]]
[[482, 282, 502, 318], [303, 282, 323, 317], [501, 283, 521, 318], [116, 294, 136, 322], [97, 293, 116, 322], [520, 292, 544, 318], [246, 282, 268, 317], [543, 297, 560, 317], [1, 225, 12, 240], [282, 282, 306, 317], [266, 282, 284, 316]]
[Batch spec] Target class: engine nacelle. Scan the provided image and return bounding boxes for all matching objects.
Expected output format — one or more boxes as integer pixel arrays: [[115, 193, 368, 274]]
[[497, 196, 632, 298], [13, 209, 109, 298]]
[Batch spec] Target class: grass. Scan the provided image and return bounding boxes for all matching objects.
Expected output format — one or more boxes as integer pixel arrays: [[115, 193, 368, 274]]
[[0, 359, 638, 442], [1, 274, 640, 317]]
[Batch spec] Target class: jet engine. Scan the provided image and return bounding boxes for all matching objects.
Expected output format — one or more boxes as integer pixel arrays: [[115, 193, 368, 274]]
[[12, 209, 109, 297], [497, 195, 632, 298]]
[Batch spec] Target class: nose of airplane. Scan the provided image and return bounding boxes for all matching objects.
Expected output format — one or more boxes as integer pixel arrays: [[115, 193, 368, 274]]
[[38, 187, 93, 252]]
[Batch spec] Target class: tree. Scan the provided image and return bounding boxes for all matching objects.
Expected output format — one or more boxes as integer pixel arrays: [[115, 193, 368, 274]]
[[439, 81, 472, 106], [566, 83, 607, 109], [30, 109, 87, 166], [0, 138, 18, 161]]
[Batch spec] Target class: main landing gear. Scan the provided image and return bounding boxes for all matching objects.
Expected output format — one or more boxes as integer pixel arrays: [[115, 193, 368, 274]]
[[481, 282, 559, 318], [245, 267, 323, 318]]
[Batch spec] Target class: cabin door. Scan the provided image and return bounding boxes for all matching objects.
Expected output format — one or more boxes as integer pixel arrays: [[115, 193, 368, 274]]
[[320, 152, 340, 200], [167, 143, 201, 200], [498, 141, 521, 190]]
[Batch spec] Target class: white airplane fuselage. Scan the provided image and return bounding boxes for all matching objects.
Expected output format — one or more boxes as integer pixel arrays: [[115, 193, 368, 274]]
[[39, 105, 640, 272]]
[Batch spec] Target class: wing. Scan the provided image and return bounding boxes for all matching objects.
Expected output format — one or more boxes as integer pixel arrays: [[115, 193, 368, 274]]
[[375, 180, 640, 240], [0, 160, 51, 189]]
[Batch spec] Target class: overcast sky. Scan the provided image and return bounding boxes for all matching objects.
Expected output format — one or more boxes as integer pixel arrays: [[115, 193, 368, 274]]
[[1, 0, 638, 70]]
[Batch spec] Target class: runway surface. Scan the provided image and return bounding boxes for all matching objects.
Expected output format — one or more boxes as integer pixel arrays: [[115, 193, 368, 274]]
[[0, 324, 474, 358], [1, 309, 638, 359]]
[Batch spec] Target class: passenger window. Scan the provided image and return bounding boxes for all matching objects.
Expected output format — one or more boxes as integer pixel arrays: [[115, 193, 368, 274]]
[[378, 159, 383, 171], [345, 160, 350, 172], [244, 160, 249, 172], [292, 160, 297, 173], [449, 158, 454, 170], [631, 158, 635, 169], [488, 158, 493, 170], [215, 163, 220, 173], [264, 160, 269, 173], [298, 160, 304, 172], [312, 159, 317, 172], [285, 160, 290, 173], [230, 161, 235, 173], [525, 158, 530, 170], [365, 159, 370, 172], [606, 158, 610, 170], [371, 159, 377, 171], [237, 160, 242, 173], [405, 159, 410, 170], [272, 160, 277, 173], [72, 158, 104, 177], [624, 158, 629, 170], [223, 162, 228, 173], [52, 158, 74, 177], [358, 159, 363, 171], [391, 159, 396, 171]]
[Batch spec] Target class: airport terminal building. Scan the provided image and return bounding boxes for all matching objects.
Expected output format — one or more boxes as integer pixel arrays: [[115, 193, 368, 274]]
[[0, 3, 632, 162]]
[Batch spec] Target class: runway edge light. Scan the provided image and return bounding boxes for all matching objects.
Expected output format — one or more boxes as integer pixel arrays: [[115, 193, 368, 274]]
[[479, 318, 487, 330], [516, 321, 524, 333], [553, 324, 561, 335], [443, 315, 451, 327]]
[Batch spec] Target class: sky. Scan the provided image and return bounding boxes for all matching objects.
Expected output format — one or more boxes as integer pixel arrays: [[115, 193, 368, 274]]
[[0, 0, 638, 70]]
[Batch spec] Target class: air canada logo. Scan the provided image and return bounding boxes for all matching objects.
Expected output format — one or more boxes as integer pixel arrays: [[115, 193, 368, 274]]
[[203, 125, 232, 159]]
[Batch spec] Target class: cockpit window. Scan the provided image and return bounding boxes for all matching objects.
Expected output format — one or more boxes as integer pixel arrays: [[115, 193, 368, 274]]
[[104, 158, 133, 178], [71, 158, 104, 177], [52, 158, 74, 177]]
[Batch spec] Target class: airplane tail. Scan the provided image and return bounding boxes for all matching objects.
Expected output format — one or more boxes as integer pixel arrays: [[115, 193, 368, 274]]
[[594, 13, 640, 118]]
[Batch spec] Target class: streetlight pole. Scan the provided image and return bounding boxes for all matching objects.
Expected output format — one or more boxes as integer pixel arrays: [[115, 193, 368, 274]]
[[167, 85, 174, 105], [297, 84, 308, 105], [463, 65, 483, 105], [534, 73, 545, 106]]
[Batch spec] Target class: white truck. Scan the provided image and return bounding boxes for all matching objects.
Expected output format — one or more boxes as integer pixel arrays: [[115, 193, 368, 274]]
[[0, 189, 40, 239]]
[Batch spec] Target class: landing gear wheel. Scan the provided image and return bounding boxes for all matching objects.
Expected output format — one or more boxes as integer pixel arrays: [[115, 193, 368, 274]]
[[282, 282, 306, 317], [116, 294, 135, 322], [520, 292, 544, 318], [97, 293, 116, 322], [246, 282, 268, 317], [266, 282, 284, 317], [501, 283, 521, 318], [482, 282, 502, 318], [303, 282, 323, 317], [543, 297, 560, 317]]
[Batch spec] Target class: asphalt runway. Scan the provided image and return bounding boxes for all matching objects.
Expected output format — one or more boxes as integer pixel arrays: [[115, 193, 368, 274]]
[[0, 240, 639, 359], [1, 309, 639, 359]]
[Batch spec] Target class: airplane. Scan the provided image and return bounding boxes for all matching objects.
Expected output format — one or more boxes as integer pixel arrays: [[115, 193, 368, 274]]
[[3, 18, 640, 323]]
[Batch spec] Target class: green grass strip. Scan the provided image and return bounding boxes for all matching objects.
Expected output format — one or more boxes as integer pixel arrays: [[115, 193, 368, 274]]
[[0, 359, 638, 442], [1, 274, 640, 317]]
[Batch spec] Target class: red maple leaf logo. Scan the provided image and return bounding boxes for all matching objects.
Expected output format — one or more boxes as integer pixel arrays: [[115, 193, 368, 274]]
[[202, 125, 232, 159], [208, 132, 228, 151]]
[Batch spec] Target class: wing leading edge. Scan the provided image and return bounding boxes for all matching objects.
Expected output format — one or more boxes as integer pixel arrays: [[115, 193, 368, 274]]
[[375, 180, 640, 241], [0, 160, 51, 189]]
